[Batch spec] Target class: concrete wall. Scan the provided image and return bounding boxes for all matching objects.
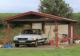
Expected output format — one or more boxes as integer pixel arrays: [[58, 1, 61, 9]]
[[45, 23, 55, 39], [23, 23, 69, 40], [58, 24, 68, 39], [45, 23, 68, 40], [32, 23, 42, 29]]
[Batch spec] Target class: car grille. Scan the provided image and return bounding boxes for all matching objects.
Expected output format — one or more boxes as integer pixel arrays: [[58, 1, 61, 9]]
[[18, 38, 28, 40]]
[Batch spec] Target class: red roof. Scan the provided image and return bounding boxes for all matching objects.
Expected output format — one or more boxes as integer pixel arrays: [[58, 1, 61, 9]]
[[5, 11, 77, 22]]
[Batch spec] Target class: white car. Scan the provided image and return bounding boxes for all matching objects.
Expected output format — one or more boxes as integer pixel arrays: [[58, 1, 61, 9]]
[[13, 29, 47, 47]]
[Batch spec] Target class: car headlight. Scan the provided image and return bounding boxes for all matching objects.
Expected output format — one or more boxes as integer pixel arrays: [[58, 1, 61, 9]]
[[32, 37, 36, 40], [32, 38, 36, 40], [13, 36, 18, 40]]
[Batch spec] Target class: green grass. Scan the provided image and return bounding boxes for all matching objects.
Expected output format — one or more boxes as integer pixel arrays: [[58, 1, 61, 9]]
[[0, 46, 80, 56]]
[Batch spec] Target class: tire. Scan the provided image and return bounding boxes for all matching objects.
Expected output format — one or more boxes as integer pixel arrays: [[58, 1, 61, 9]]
[[27, 44, 31, 47], [42, 41, 45, 45], [42, 39, 48, 45], [15, 44, 19, 47], [33, 41, 38, 47]]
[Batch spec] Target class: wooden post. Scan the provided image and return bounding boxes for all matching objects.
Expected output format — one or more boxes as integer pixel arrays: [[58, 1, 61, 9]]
[[72, 23, 76, 43], [4, 21, 12, 43], [68, 23, 75, 44], [54, 21, 59, 48], [7, 22, 12, 43], [73, 23, 76, 40], [68, 23, 71, 44]]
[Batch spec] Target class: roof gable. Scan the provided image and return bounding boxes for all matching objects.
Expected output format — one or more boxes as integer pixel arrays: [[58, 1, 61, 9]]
[[5, 11, 77, 22]]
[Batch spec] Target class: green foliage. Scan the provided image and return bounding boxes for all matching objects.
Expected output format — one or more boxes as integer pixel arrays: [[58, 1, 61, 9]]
[[0, 13, 18, 38], [39, 0, 73, 18], [73, 13, 80, 34], [0, 24, 4, 29], [73, 13, 80, 20]]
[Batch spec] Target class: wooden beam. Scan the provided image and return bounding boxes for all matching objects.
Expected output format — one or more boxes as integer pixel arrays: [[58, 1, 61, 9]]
[[5, 21, 12, 43], [73, 23, 76, 42], [42, 22, 45, 33], [68, 23, 71, 44], [54, 21, 59, 48], [68, 23, 75, 44]]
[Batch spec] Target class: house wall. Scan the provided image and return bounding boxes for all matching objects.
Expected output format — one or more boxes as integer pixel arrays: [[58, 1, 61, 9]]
[[15, 22, 69, 40], [58, 24, 68, 38], [44, 23, 68, 40], [45, 23, 55, 39], [24, 24, 32, 29], [18, 22, 72, 42], [32, 23, 42, 29]]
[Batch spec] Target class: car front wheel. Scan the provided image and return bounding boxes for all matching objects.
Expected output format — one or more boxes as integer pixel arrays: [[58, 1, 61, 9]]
[[33, 41, 38, 47], [15, 44, 19, 47]]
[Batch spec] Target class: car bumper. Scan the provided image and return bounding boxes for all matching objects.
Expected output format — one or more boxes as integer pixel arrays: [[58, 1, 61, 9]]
[[13, 40, 36, 44]]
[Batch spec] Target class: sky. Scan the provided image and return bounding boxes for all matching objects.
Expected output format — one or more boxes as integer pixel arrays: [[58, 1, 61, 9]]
[[65, 0, 80, 13], [0, 0, 79, 13]]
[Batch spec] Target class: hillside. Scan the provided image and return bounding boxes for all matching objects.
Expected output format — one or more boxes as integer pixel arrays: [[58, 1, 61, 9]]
[[0, 13, 18, 19], [73, 13, 80, 34]]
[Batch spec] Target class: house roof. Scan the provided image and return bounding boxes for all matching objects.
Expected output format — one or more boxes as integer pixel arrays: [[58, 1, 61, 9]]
[[5, 11, 77, 22]]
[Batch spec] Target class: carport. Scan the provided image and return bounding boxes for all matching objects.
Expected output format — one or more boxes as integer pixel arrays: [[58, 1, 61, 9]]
[[3, 11, 77, 48]]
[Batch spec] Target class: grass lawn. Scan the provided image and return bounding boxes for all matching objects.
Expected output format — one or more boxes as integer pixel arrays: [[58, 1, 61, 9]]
[[0, 45, 80, 56]]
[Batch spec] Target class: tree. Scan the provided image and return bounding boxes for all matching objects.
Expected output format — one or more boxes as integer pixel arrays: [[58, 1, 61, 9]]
[[39, 0, 73, 18]]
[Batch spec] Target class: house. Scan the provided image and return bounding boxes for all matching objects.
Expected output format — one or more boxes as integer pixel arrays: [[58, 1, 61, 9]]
[[3, 11, 77, 47]]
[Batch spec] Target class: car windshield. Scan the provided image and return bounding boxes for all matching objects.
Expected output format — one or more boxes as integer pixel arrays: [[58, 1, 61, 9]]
[[21, 29, 42, 35]]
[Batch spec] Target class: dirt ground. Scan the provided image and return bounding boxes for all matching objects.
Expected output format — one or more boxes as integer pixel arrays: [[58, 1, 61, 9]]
[[13, 44, 76, 48]]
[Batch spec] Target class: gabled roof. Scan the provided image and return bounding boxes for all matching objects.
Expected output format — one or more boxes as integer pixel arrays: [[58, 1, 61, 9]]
[[5, 11, 77, 22]]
